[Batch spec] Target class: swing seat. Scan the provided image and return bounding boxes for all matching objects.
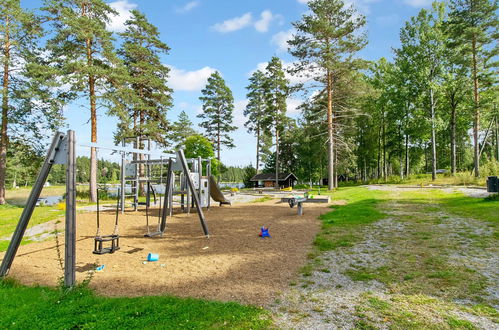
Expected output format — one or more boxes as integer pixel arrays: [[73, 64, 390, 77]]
[[144, 231, 162, 238], [93, 234, 120, 255]]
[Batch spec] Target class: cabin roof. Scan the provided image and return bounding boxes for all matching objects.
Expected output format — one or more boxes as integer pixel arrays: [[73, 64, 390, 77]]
[[250, 172, 298, 182]]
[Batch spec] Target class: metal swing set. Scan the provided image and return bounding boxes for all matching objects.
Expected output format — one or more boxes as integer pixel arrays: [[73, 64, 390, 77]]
[[0, 130, 212, 287]]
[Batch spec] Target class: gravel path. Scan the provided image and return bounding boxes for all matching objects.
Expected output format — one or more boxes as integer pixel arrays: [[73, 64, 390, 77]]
[[272, 218, 400, 329], [272, 185, 498, 329]]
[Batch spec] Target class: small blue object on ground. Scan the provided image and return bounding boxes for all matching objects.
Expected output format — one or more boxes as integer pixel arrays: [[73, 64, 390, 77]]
[[147, 253, 159, 261], [259, 226, 271, 238], [95, 265, 105, 272]]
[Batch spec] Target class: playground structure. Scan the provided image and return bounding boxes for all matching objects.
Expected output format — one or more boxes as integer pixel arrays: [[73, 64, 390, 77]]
[[0, 130, 230, 286], [281, 196, 330, 215]]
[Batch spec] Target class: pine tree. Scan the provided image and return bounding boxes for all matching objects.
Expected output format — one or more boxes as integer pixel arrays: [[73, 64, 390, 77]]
[[244, 69, 271, 174], [289, 0, 366, 189], [447, 0, 498, 177], [169, 110, 196, 149], [44, 0, 124, 202], [262, 57, 289, 188], [0, 0, 63, 204], [198, 71, 237, 168], [395, 3, 447, 181], [115, 9, 172, 146]]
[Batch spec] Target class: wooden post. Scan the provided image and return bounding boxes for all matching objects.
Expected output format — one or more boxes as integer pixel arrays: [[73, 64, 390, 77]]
[[64, 130, 76, 287]]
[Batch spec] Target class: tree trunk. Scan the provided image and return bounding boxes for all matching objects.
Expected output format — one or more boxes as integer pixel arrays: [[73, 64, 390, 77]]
[[495, 114, 499, 161], [217, 119, 221, 182], [382, 114, 386, 181], [430, 87, 437, 181], [89, 74, 97, 203], [398, 125, 403, 180], [450, 100, 457, 176], [84, 3, 97, 202], [256, 125, 260, 174], [326, 70, 334, 190], [425, 143, 428, 174], [0, 18, 10, 205], [472, 36, 480, 177], [275, 127, 279, 189], [405, 134, 409, 177], [377, 123, 381, 179], [333, 145, 338, 188]]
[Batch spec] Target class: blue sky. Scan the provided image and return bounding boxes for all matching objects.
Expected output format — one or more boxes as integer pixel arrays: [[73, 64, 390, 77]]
[[26, 0, 434, 166]]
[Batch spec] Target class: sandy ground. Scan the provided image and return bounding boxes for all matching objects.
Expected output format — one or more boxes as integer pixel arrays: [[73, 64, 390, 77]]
[[1, 199, 326, 306]]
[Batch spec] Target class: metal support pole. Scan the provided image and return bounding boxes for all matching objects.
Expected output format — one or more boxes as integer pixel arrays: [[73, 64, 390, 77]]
[[207, 161, 211, 209], [198, 156, 202, 205], [120, 139, 126, 214], [64, 130, 76, 287], [186, 168, 191, 214], [169, 177, 173, 217], [160, 158, 173, 233], [0, 132, 65, 278], [177, 150, 209, 237]]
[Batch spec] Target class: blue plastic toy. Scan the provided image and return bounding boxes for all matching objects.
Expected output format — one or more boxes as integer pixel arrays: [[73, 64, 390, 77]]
[[259, 226, 271, 238], [147, 253, 159, 261]]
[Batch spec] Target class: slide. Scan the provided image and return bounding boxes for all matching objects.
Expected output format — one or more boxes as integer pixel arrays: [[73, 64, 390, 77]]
[[209, 176, 232, 206]]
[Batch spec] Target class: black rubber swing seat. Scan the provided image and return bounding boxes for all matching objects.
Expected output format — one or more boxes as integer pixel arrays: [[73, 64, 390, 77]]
[[93, 234, 120, 255]]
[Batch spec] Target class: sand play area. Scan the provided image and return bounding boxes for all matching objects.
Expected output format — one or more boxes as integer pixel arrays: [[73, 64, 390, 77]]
[[1, 199, 327, 306]]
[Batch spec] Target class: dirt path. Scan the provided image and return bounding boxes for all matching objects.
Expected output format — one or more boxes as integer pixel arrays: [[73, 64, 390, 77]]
[[272, 186, 498, 329]]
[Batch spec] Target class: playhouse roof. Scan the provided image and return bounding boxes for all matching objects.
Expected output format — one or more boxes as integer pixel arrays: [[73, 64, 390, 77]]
[[250, 172, 298, 182]]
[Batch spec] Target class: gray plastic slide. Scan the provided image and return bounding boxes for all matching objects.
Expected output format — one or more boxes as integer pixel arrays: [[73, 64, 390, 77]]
[[209, 176, 231, 205]]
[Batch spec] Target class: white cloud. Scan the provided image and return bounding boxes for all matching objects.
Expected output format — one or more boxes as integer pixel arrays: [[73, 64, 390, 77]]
[[167, 66, 217, 92], [403, 0, 432, 7], [212, 13, 253, 33], [107, 0, 137, 33], [297, 0, 308, 3], [271, 29, 294, 52], [286, 98, 303, 115], [212, 10, 280, 33], [233, 100, 249, 128], [176, 1, 200, 13], [254, 10, 274, 33]]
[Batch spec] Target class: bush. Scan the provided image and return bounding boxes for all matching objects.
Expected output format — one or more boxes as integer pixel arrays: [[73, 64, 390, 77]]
[[242, 165, 256, 188]]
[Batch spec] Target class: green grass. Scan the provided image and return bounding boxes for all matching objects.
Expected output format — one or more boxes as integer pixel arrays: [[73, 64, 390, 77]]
[[0, 279, 271, 329], [307, 187, 387, 254], [0, 204, 64, 240], [318, 187, 387, 228], [356, 293, 484, 329], [5, 186, 66, 206]]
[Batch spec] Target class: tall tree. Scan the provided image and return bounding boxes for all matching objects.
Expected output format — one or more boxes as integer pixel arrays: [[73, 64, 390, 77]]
[[44, 0, 123, 202], [447, 0, 498, 177], [262, 57, 289, 189], [244, 69, 270, 174], [198, 71, 237, 169], [114, 9, 172, 145], [169, 110, 196, 150], [289, 0, 367, 189], [395, 2, 446, 181], [0, 0, 62, 204]]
